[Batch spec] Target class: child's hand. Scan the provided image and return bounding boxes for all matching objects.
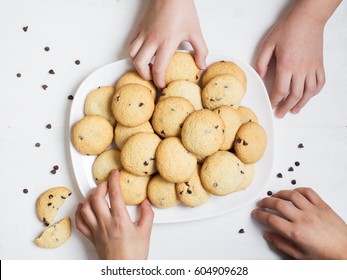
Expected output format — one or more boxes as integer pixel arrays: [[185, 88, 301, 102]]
[[128, 0, 208, 88], [75, 170, 154, 260], [255, 11, 325, 118], [252, 187, 347, 259]]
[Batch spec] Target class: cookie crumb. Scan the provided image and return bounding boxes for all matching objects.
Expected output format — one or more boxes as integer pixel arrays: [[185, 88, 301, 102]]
[[23, 188, 29, 194], [298, 143, 304, 149], [68, 95, 74, 100], [238, 228, 245, 234], [276, 173, 283, 178], [291, 179, 297, 185], [267, 190, 273, 196]]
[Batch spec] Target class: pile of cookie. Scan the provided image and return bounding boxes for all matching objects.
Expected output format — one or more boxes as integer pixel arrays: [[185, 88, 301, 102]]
[[71, 52, 267, 209]]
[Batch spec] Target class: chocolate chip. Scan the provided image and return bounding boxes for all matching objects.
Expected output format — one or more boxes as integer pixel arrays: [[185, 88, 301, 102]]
[[184, 182, 190, 187], [267, 191, 273, 196], [139, 102, 144, 107], [75, 60, 80, 65], [23, 26, 28, 32], [35, 143, 41, 147], [53, 165, 59, 170], [95, 178, 99, 182], [215, 125, 219, 129], [195, 75, 199, 80], [288, 167, 294, 172], [187, 189, 192, 194], [298, 143, 304, 149], [179, 123, 183, 128], [50, 169, 56, 174], [79, 136, 84, 140], [179, 190, 184, 195], [160, 130, 166, 135], [236, 138, 242, 144], [243, 141, 248, 146], [47, 202, 52, 206], [170, 108, 175, 111], [44, 222, 49, 226], [223, 86, 228, 89], [220, 60, 225, 63], [291, 179, 297, 185], [116, 95, 120, 101], [240, 170, 244, 174], [23, 188, 28, 194], [150, 157, 155, 161], [16, 73, 21, 78], [48, 194, 53, 199], [61, 196, 66, 199], [213, 182, 218, 187], [68, 192, 72, 196], [68, 95, 74, 100], [46, 124, 52, 129], [42, 85, 48, 90], [48, 69, 55, 74], [44, 46, 50, 52], [217, 109, 221, 114], [238, 228, 245, 234], [143, 161, 149, 166], [295, 161, 300, 167], [209, 98, 215, 102], [276, 173, 283, 178], [143, 171, 148, 175]]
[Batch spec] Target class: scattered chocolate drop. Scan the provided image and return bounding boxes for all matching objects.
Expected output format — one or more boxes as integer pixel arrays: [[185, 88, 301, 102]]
[[276, 173, 283, 178], [35, 142, 41, 147], [75, 60, 80, 65], [291, 179, 297, 185], [48, 69, 55, 74], [42, 84, 48, 90], [267, 190, 273, 196], [23, 188, 29, 194], [288, 167, 294, 172], [23, 26, 28, 32], [298, 143, 304, 149], [44, 46, 50, 52], [295, 161, 300, 167], [46, 124, 52, 129], [238, 228, 245, 234], [68, 95, 74, 100], [53, 165, 59, 170], [16, 73, 21, 78], [50, 169, 56, 174]]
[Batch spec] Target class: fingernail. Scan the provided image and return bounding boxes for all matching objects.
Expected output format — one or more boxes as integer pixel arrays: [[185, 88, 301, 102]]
[[276, 111, 285, 118], [251, 209, 257, 216], [264, 233, 272, 243], [291, 108, 300, 114]]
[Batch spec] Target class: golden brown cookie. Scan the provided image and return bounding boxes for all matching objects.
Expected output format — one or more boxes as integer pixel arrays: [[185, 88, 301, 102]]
[[181, 109, 225, 157], [114, 71, 157, 100], [34, 217, 71, 249], [84, 86, 116, 126], [236, 106, 259, 124], [36, 187, 72, 226], [234, 121, 267, 164], [119, 170, 150, 205], [202, 74, 246, 110], [71, 115, 113, 155], [176, 165, 210, 207], [237, 164, 255, 191], [213, 105, 242, 150], [155, 137, 197, 183], [200, 151, 245, 196], [165, 52, 201, 85], [120, 132, 161, 176], [202, 60, 247, 90], [92, 149, 122, 184], [111, 84, 155, 127], [151, 96, 195, 138], [114, 121, 154, 150], [147, 174, 179, 208], [160, 80, 203, 110]]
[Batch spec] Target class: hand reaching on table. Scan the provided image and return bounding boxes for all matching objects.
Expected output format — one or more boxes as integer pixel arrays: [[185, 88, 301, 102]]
[[128, 0, 208, 89], [255, 0, 341, 118], [75, 170, 154, 260], [252, 187, 347, 259]]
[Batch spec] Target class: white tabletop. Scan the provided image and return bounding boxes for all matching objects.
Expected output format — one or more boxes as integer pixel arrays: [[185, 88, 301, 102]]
[[0, 0, 346, 260]]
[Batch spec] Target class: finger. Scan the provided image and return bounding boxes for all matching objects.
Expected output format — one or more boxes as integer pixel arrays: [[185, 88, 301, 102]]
[[132, 40, 159, 81], [258, 196, 300, 221], [272, 189, 312, 211], [290, 72, 317, 114], [293, 187, 328, 208], [137, 199, 154, 236], [108, 169, 132, 221], [75, 203, 94, 242], [255, 42, 275, 79], [316, 67, 326, 92], [276, 74, 305, 118], [252, 208, 292, 237], [80, 195, 98, 231], [151, 43, 178, 88], [270, 70, 291, 111], [264, 232, 304, 259], [190, 33, 208, 70], [128, 34, 145, 60], [90, 180, 112, 222]]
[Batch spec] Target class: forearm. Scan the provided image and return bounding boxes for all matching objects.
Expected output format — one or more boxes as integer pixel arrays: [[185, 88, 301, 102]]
[[289, 0, 342, 26]]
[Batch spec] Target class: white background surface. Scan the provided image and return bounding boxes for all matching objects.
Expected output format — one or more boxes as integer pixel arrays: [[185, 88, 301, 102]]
[[0, 0, 346, 260]]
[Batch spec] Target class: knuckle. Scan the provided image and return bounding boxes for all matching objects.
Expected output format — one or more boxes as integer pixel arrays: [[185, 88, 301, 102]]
[[266, 214, 279, 227]]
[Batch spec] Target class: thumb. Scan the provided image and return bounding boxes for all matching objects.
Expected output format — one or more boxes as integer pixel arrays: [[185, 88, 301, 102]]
[[137, 199, 154, 236], [190, 33, 208, 70]]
